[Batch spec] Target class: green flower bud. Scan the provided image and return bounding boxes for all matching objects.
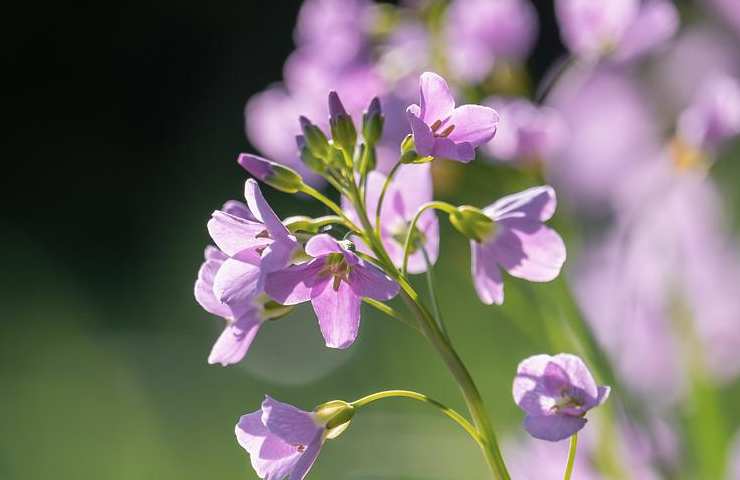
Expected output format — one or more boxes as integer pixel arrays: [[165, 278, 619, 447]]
[[300, 116, 330, 158], [238, 154, 305, 194], [314, 400, 355, 439], [449, 205, 495, 242], [362, 97, 384, 146], [329, 92, 357, 153], [400, 149, 433, 164], [400, 134, 415, 154]]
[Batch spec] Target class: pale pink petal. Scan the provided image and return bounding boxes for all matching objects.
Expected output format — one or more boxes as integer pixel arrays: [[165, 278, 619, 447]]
[[431, 136, 476, 162], [493, 221, 566, 282], [613, 0, 678, 63], [194, 248, 231, 318], [485, 185, 558, 222], [446, 104, 500, 146], [523, 414, 587, 442], [244, 178, 292, 242], [305, 234, 344, 257], [407, 108, 435, 157], [513, 354, 558, 416], [261, 396, 322, 446], [208, 314, 262, 366], [212, 257, 263, 305], [471, 241, 505, 305], [264, 260, 327, 305], [418, 71, 456, 123], [289, 434, 323, 480], [348, 261, 399, 300], [207, 211, 271, 257], [311, 280, 361, 349], [552, 353, 599, 400]]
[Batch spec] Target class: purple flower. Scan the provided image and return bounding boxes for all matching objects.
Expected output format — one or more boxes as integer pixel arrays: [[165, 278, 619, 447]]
[[513, 353, 610, 442], [555, 0, 678, 62], [407, 72, 499, 163], [195, 181, 299, 365], [483, 97, 567, 164], [265, 234, 399, 349], [342, 164, 439, 274], [470, 186, 566, 305], [677, 73, 740, 152], [235, 396, 324, 480], [444, 0, 539, 82]]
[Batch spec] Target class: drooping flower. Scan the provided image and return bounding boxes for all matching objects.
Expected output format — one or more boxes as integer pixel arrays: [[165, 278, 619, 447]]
[[555, 0, 678, 63], [342, 163, 439, 274], [443, 0, 539, 83], [513, 353, 610, 442], [407, 72, 499, 162], [469, 186, 566, 305], [676, 73, 740, 153], [483, 97, 567, 165], [235, 396, 325, 480], [265, 234, 399, 349]]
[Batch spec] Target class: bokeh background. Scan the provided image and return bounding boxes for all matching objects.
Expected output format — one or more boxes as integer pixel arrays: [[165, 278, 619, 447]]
[[3, 1, 740, 479]]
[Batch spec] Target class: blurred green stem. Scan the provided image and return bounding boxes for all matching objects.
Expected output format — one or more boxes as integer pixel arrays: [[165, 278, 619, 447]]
[[401, 201, 457, 275], [563, 433, 578, 480], [351, 389, 483, 447]]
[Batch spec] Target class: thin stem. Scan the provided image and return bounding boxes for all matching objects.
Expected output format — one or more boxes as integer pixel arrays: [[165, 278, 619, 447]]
[[374, 160, 403, 237], [300, 184, 361, 233], [563, 433, 578, 480], [422, 247, 448, 339], [362, 298, 418, 332], [350, 389, 483, 448], [401, 201, 457, 275]]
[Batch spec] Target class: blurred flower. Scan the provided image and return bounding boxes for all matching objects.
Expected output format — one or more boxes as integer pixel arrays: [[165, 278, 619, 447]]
[[513, 353, 610, 441], [677, 73, 740, 153], [407, 72, 499, 162], [555, 0, 678, 63], [547, 68, 661, 209], [705, 0, 740, 38], [265, 234, 399, 349], [470, 186, 566, 305], [443, 0, 538, 83], [483, 97, 567, 165], [235, 396, 324, 480], [342, 164, 439, 274]]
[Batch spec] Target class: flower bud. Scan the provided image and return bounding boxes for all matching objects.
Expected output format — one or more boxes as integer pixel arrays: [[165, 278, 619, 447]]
[[300, 116, 330, 159], [297, 135, 326, 173], [362, 97, 384, 146], [400, 149, 433, 164], [238, 153, 305, 194], [328, 91, 357, 153], [314, 400, 355, 438], [359, 143, 377, 174], [400, 134, 415, 154], [449, 205, 495, 242]]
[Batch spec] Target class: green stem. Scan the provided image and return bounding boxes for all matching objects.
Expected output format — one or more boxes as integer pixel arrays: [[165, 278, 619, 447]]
[[374, 160, 403, 237], [401, 201, 457, 275], [350, 389, 483, 448], [300, 184, 361, 233], [362, 298, 418, 332], [563, 433, 578, 480], [422, 247, 448, 339]]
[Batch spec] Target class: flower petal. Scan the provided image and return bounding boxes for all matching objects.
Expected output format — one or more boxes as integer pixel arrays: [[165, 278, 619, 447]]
[[212, 257, 263, 306], [222, 200, 257, 221], [446, 104, 500, 147], [207, 210, 271, 257], [418, 71, 456, 123], [471, 240, 505, 305], [491, 221, 566, 282], [264, 260, 326, 305], [235, 412, 300, 480], [431, 136, 476, 162], [553, 353, 600, 402], [194, 248, 231, 318], [311, 280, 361, 349], [407, 107, 435, 157], [208, 313, 262, 366], [244, 178, 292, 242], [289, 434, 323, 480], [513, 354, 558, 416], [613, 0, 679, 63], [305, 233, 344, 257], [523, 414, 587, 442], [348, 260, 400, 301], [261, 396, 321, 446], [485, 185, 558, 222]]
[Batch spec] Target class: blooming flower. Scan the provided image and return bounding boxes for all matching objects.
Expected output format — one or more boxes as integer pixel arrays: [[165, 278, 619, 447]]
[[235, 396, 325, 480], [265, 234, 399, 349], [469, 186, 566, 305], [513, 353, 610, 441], [342, 163, 439, 274], [555, 0, 678, 62], [483, 97, 567, 164], [443, 0, 539, 83], [407, 72, 499, 162]]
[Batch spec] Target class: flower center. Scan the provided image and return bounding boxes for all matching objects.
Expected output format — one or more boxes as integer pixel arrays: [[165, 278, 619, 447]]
[[551, 388, 585, 414], [295, 444, 306, 453], [430, 119, 455, 138], [321, 252, 351, 291], [391, 221, 427, 254]]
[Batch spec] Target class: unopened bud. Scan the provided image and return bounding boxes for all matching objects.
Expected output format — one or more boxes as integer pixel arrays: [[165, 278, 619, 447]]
[[297, 135, 326, 173], [362, 97, 384, 146], [237, 153, 304, 193], [400, 149, 433, 164], [449, 206, 495, 242], [400, 134, 415, 154], [314, 400, 355, 438], [300, 116, 330, 159], [328, 91, 357, 152]]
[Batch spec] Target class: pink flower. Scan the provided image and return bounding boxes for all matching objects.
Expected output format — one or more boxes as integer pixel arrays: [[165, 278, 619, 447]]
[[407, 72, 499, 162]]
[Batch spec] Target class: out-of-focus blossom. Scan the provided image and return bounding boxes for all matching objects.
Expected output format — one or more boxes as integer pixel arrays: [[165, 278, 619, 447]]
[[470, 186, 566, 305], [677, 74, 740, 152], [444, 0, 538, 83], [235, 396, 325, 480], [547, 69, 661, 209], [706, 0, 740, 38], [265, 234, 399, 349], [483, 97, 567, 164], [555, 0, 678, 63], [513, 353, 610, 441], [407, 72, 499, 162], [342, 164, 439, 274]]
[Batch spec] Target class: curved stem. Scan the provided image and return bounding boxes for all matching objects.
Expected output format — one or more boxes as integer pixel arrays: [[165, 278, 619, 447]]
[[300, 184, 361, 233], [563, 433, 578, 480], [362, 298, 418, 332], [350, 389, 483, 448], [401, 201, 457, 275], [374, 160, 403, 237], [422, 247, 448, 339]]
